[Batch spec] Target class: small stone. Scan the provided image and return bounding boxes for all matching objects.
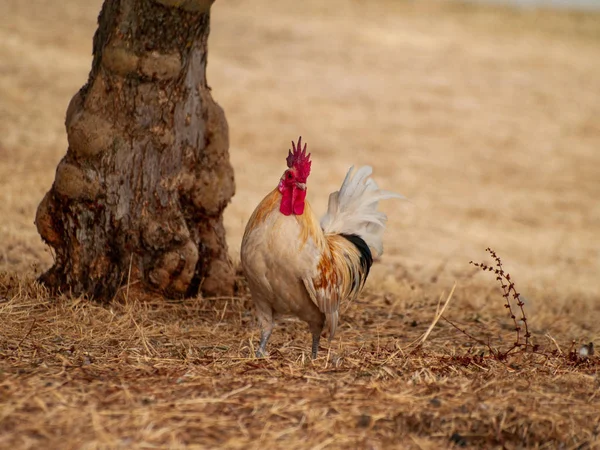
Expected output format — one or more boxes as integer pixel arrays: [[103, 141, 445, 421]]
[[357, 414, 371, 428], [429, 397, 442, 407], [579, 342, 594, 359], [450, 432, 467, 447]]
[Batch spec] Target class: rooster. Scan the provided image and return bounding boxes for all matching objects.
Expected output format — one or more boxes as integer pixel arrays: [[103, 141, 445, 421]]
[[241, 137, 403, 358]]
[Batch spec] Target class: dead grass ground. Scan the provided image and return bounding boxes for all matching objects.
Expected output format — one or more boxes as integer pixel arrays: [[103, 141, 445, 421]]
[[1, 0, 600, 448], [1, 273, 599, 449]]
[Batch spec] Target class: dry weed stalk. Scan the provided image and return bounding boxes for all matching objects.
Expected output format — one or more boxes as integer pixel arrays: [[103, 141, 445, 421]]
[[470, 248, 531, 349], [443, 248, 536, 360]]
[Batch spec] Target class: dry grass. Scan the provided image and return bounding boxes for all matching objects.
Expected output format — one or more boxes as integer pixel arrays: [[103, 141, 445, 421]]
[[1, 272, 599, 449], [1, 0, 600, 448]]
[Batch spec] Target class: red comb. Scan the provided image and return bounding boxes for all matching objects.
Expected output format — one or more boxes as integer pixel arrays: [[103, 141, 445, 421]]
[[286, 136, 312, 182]]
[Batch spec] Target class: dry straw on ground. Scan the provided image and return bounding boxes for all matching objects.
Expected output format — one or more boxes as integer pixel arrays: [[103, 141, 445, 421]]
[[1, 270, 599, 449], [1, 0, 600, 448]]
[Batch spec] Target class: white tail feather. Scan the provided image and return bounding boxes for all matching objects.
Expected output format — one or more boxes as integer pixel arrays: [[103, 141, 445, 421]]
[[320, 166, 404, 256]]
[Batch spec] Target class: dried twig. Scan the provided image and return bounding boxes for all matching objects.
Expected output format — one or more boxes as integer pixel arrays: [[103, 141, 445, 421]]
[[442, 316, 496, 354], [470, 248, 531, 349], [409, 282, 456, 348], [13, 319, 37, 354]]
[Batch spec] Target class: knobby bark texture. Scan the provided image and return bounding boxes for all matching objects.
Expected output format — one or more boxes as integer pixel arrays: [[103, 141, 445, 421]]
[[35, 0, 235, 300]]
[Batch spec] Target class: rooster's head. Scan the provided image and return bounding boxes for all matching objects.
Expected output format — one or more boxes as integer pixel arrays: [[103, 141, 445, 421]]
[[278, 136, 311, 216]]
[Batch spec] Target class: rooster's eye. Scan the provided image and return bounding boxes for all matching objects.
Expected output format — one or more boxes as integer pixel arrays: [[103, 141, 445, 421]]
[[287, 172, 293, 179]]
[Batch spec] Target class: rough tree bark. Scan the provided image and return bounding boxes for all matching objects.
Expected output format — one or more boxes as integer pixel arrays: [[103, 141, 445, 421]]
[[35, 0, 235, 299]]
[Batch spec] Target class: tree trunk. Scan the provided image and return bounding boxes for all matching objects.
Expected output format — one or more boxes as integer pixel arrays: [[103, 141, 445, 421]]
[[35, 0, 235, 300]]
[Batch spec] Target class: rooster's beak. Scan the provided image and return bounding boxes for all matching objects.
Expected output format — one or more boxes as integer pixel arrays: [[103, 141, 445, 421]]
[[295, 182, 306, 191]]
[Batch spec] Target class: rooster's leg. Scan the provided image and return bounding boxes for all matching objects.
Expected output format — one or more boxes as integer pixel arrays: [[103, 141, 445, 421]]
[[255, 304, 274, 358], [257, 328, 273, 357], [311, 333, 321, 359], [309, 319, 325, 359]]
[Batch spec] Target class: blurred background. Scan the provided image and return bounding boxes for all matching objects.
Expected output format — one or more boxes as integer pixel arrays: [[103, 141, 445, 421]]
[[1, 0, 599, 308]]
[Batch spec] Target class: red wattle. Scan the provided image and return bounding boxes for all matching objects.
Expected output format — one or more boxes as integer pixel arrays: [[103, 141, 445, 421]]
[[280, 186, 306, 216], [280, 190, 293, 215], [293, 189, 306, 215]]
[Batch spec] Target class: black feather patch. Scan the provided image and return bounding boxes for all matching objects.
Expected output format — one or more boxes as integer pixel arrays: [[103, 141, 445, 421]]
[[340, 233, 373, 286]]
